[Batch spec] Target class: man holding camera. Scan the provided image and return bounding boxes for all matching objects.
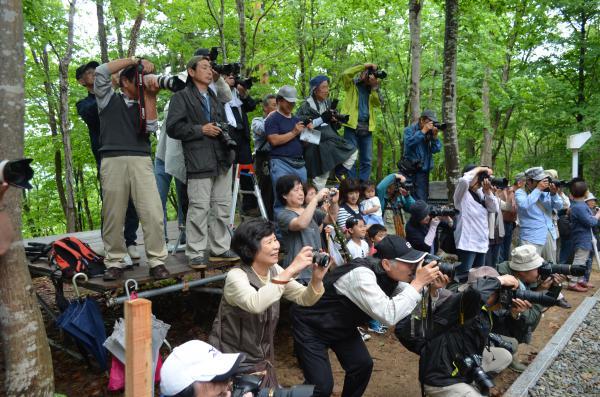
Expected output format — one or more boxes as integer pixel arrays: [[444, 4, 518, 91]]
[[396, 267, 523, 397], [340, 63, 384, 182], [94, 57, 169, 281], [516, 167, 563, 263], [290, 235, 441, 397], [166, 55, 239, 269], [402, 110, 443, 201], [76, 60, 141, 261], [406, 200, 453, 255]]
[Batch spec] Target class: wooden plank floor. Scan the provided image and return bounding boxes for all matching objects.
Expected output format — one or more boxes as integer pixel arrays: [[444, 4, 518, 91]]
[[25, 221, 233, 293]]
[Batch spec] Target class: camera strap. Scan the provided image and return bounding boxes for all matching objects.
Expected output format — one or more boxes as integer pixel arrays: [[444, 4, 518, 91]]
[[135, 60, 147, 135]]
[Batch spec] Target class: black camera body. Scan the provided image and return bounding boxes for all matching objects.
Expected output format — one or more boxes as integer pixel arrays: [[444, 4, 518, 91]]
[[429, 206, 459, 218], [538, 261, 586, 280], [397, 158, 422, 177], [456, 354, 495, 391], [499, 287, 558, 308], [488, 332, 514, 353], [329, 99, 350, 124], [232, 374, 315, 397], [423, 254, 457, 280], [313, 251, 330, 267], [367, 67, 387, 79], [394, 179, 413, 193], [477, 172, 509, 189], [213, 122, 237, 149], [0, 158, 34, 189]]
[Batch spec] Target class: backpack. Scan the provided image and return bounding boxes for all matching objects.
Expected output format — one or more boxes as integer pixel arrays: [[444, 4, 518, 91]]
[[49, 237, 105, 278]]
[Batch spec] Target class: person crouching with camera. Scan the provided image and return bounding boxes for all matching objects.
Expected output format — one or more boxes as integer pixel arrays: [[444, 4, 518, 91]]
[[290, 235, 441, 397], [396, 267, 524, 397], [166, 55, 240, 269], [208, 218, 327, 388], [160, 340, 252, 397]]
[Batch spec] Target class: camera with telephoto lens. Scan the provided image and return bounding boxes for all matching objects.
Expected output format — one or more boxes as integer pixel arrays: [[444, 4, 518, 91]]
[[232, 374, 315, 397], [429, 206, 459, 218], [543, 177, 570, 192], [0, 159, 34, 189], [329, 99, 350, 124], [394, 179, 414, 193], [537, 261, 586, 280], [456, 354, 495, 391], [312, 251, 330, 267], [155, 75, 186, 93], [488, 333, 514, 353], [477, 172, 509, 189], [423, 254, 457, 280], [367, 67, 387, 79], [432, 121, 447, 131], [498, 287, 558, 308], [212, 122, 237, 149]]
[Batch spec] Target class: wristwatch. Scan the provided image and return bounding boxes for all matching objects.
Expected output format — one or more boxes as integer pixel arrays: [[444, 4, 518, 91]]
[[511, 311, 522, 320]]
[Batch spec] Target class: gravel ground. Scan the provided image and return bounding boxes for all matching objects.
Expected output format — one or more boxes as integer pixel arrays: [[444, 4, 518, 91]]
[[529, 302, 600, 397]]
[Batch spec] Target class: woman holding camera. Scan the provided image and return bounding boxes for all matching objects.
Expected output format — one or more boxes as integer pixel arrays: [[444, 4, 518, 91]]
[[296, 75, 357, 190], [209, 218, 327, 388]]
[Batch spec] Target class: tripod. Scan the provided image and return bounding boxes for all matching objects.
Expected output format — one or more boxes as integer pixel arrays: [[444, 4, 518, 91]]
[[228, 163, 269, 235]]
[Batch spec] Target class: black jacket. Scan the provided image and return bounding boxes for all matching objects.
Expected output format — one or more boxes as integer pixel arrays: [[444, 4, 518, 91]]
[[166, 82, 234, 179], [395, 277, 517, 387]]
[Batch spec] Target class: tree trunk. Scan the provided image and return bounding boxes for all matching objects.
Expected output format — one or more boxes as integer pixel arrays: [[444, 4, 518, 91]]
[[111, 1, 125, 59], [207, 0, 227, 61], [480, 67, 492, 166], [78, 169, 94, 230], [376, 140, 383, 181], [127, 0, 146, 57], [58, 0, 79, 233], [0, 1, 55, 395], [441, 0, 460, 200], [96, 0, 109, 63], [296, 0, 307, 98], [576, 10, 587, 124], [235, 0, 247, 70], [408, 0, 422, 124]]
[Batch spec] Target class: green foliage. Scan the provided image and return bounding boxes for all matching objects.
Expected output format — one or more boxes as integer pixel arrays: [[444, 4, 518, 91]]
[[22, 0, 600, 237]]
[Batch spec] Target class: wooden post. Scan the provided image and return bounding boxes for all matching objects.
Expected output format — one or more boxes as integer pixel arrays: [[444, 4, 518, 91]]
[[125, 298, 153, 397]]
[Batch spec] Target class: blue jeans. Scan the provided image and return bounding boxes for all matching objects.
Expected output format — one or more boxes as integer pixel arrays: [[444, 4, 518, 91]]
[[343, 127, 372, 182], [154, 158, 185, 240], [270, 158, 307, 215], [499, 221, 514, 262], [411, 170, 430, 201], [559, 237, 574, 264], [456, 249, 487, 282]]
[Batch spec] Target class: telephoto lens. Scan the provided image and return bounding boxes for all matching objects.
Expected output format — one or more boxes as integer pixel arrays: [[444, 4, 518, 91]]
[[0, 158, 34, 189], [423, 254, 457, 279], [537, 262, 586, 280]]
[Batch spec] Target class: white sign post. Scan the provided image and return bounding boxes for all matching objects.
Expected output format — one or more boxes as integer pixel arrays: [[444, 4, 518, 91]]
[[567, 131, 591, 178]]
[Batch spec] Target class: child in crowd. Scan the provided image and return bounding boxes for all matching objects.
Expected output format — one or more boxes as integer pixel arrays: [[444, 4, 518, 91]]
[[337, 178, 364, 228], [366, 224, 388, 256], [568, 180, 600, 291], [360, 181, 385, 226], [345, 217, 369, 259]]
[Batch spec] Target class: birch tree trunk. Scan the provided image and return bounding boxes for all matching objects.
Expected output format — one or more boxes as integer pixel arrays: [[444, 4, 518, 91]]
[[441, 0, 460, 200], [408, 0, 422, 124], [58, 0, 79, 232], [127, 0, 146, 57], [480, 67, 493, 166], [0, 1, 54, 394], [96, 0, 109, 63]]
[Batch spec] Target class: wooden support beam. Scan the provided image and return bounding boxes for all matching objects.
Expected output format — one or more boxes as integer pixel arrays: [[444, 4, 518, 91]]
[[125, 298, 153, 397]]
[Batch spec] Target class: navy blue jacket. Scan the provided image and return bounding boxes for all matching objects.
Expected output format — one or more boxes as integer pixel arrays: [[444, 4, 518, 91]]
[[402, 123, 442, 172]]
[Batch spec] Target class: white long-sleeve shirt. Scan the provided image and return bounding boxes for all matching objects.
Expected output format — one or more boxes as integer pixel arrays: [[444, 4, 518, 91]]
[[334, 267, 422, 327]]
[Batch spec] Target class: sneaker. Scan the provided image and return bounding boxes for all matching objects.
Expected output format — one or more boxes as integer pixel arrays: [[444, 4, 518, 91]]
[[103, 267, 124, 281], [509, 360, 527, 373], [210, 250, 240, 262], [367, 319, 388, 335], [189, 255, 208, 270], [357, 327, 371, 342], [567, 283, 588, 292], [556, 298, 572, 309], [127, 245, 141, 261], [149, 264, 170, 280]]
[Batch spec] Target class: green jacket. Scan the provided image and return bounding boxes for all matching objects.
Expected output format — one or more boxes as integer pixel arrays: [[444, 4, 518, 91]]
[[340, 64, 382, 131], [497, 261, 544, 343]]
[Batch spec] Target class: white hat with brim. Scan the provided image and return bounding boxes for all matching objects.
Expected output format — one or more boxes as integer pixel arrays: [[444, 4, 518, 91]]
[[160, 340, 244, 396], [509, 245, 544, 272], [585, 192, 597, 202]]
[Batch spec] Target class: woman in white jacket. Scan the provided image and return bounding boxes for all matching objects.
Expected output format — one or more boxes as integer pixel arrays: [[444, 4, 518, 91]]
[[453, 165, 499, 282]]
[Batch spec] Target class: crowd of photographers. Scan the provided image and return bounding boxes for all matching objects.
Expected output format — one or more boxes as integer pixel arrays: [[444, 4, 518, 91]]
[[2, 50, 586, 397]]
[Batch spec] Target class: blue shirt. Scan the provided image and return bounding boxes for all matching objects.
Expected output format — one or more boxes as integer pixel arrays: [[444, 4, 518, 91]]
[[357, 83, 371, 122], [265, 111, 303, 158], [376, 173, 416, 216], [402, 123, 442, 172], [570, 200, 598, 251], [515, 188, 563, 245]]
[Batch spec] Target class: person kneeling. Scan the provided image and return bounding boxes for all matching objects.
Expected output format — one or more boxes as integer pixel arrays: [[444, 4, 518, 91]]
[[290, 235, 441, 397], [209, 219, 327, 387]]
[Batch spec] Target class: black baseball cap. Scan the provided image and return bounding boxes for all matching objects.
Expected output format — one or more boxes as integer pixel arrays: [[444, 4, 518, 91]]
[[420, 109, 438, 123], [75, 61, 99, 80], [374, 235, 427, 264]]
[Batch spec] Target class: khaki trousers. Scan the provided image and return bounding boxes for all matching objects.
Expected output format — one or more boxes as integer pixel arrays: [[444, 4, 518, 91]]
[[186, 166, 233, 259], [522, 231, 556, 263], [100, 156, 167, 268], [424, 347, 512, 397]]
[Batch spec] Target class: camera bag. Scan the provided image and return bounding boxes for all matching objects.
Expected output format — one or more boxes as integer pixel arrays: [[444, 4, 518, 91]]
[[49, 237, 105, 279]]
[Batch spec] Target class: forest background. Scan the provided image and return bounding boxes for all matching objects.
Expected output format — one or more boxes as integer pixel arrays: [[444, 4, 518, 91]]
[[22, 0, 600, 238]]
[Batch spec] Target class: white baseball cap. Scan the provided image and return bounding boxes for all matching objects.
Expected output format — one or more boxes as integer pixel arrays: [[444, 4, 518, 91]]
[[160, 340, 244, 396]]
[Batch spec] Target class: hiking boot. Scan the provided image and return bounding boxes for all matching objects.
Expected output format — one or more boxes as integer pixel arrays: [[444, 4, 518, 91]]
[[210, 250, 240, 262], [189, 255, 208, 270], [567, 283, 588, 292], [149, 265, 170, 280], [127, 245, 141, 261], [103, 267, 124, 281], [556, 298, 572, 309], [509, 360, 527, 373]]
